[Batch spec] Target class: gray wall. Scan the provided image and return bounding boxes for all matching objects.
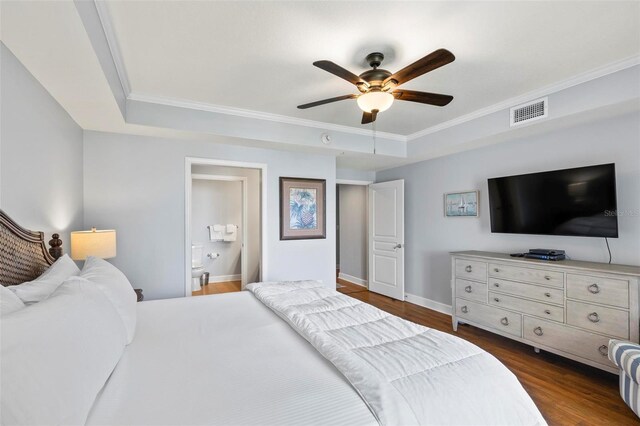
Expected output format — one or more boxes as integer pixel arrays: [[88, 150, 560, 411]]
[[0, 43, 83, 247], [377, 111, 640, 306], [192, 165, 262, 284], [83, 131, 336, 300], [191, 179, 242, 278], [338, 184, 368, 282]]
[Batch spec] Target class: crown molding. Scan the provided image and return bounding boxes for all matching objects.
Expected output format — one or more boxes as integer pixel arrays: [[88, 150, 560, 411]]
[[407, 55, 640, 141], [94, 0, 131, 96], [127, 93, 408, 142]]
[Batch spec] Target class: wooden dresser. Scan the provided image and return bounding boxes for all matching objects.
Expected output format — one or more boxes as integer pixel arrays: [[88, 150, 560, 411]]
[[451, 251, 640, 373]]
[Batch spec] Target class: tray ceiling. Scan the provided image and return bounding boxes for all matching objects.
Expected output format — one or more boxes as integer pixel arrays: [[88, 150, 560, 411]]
[[105, 1, 640, 135]]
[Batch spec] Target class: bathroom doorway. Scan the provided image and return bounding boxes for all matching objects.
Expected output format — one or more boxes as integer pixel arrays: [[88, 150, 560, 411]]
[[185, 158, 266, 297], [191, 175, 245, 295]]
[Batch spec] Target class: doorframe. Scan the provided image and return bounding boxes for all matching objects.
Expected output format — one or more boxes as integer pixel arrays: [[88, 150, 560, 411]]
[[336, 179, 373, 288], [191, 174, 248, 289], [185, 157, 267, 297]]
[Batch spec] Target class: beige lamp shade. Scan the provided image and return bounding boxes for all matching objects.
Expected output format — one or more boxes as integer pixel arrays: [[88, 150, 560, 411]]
[[70, 228, 117, 260]]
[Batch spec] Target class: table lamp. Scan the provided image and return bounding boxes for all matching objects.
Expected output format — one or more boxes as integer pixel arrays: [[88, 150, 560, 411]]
[[70, 228, 117, 260]]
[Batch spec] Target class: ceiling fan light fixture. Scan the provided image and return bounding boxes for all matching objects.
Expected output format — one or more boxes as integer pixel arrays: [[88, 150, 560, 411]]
[[299, 49, 455, 123], [357, 91, 394, 113]]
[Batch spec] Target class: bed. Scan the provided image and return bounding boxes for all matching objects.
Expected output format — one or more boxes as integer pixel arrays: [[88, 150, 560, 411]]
[[0, 209, 546, 425]]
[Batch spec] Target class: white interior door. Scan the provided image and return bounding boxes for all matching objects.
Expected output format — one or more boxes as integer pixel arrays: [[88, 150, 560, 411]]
[[368, 180, 404, 300]]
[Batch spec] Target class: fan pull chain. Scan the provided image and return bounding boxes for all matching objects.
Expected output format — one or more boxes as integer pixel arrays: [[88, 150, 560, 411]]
[[373, 119, 377, 154], [372, 108, 379, 155]]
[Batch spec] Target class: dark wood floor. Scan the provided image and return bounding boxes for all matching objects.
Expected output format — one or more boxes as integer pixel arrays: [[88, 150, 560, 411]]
[[337, 278, 639, 425]]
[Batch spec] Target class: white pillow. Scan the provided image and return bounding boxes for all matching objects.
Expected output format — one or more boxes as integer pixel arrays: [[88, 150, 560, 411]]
[[0, 285, 25, 315], [9, 254, 80, 304], [1, 277, 127, 425], [80, 256, 137, 344]]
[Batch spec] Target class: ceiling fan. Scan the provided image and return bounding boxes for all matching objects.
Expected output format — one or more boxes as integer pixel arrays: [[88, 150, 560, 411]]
[[298, 49, 455, 124]]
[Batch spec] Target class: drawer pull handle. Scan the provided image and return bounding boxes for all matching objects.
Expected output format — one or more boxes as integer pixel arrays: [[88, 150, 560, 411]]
[[464, 285, 472, 293], [598, 345, 608, 356], [544, 292, 551, 298], [494, 297, 500, 302], [588, 284, 600, 294], [500, 317, 509, 326], [461, 306, 469, 314], [494, 268, 500, 273], [544, 309, 551, 315], [465, 265, 472, 273], [544, 275, 551, 281], [533, 326, 543, 336], [493, 283, 500, 288], [588, 312, 600, 323]]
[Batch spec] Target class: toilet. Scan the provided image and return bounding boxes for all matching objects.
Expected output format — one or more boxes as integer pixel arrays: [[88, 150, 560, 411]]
[[191, 244, 205, 291]]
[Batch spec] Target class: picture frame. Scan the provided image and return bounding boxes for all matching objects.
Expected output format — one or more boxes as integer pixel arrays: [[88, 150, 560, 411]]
[[444, 190, 479, 217], [279, 177, 326, 240]]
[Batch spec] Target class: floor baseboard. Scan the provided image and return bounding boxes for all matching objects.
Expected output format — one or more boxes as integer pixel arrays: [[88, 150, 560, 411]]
[[404, 293, 452, 316], [337, 272, 368, 287], [208, 274, 241, 284]]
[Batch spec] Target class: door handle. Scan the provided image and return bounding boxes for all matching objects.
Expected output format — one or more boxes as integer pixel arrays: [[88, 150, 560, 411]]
[[393, 243, 402, 250]]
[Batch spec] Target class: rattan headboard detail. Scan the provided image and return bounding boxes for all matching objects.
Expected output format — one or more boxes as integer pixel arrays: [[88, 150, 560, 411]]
[[0, 209, 63, 286]]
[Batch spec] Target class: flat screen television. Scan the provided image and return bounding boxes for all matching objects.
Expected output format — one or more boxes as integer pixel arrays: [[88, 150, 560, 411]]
[[488, 164, 618, 238]]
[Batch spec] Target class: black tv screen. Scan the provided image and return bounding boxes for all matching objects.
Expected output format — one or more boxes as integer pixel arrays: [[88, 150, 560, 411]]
[[488, 164, 618, 238]]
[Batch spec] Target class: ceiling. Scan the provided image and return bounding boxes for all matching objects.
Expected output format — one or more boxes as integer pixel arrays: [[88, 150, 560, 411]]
[[0, 1, 638, 172], [105, 1, 640, 135]]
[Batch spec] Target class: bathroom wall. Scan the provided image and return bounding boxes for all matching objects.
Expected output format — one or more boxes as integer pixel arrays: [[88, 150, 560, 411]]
[[191, 179, 242, 281]]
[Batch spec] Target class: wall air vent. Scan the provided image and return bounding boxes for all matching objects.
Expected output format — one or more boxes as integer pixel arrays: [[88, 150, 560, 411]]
[[510, 97, 548, 127]]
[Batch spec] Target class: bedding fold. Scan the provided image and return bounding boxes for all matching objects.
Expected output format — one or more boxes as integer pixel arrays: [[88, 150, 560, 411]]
[[247, 280, 547, 426]]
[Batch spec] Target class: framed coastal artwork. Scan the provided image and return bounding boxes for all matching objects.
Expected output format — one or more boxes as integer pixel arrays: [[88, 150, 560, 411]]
[[280, 177, 326, 240], [444, 190, 479, 217]]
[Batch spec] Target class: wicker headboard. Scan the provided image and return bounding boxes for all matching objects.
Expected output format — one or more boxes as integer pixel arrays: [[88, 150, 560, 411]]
[[0, 209, 63, 286]]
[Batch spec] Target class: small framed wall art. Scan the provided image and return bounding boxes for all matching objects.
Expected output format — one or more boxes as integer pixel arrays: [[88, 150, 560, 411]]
[[444, 190, 479, 217], [280, 177, 326, 240]]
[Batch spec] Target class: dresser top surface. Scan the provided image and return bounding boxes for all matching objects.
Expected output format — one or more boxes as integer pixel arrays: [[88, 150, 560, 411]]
[[451, 251, 640, 276]]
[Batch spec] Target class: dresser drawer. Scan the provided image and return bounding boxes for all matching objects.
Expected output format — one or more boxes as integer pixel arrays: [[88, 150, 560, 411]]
[[566, 300, 629, 339], [455, 259, 487, 282], [567, 274, 629, 308], [489, 292, 564, 323], [455, 279, 487, 303], [456, 298, 522, 337], [490, 278, 564, 305], [523, 317, 615, 369], [489, 263, 563, 288]]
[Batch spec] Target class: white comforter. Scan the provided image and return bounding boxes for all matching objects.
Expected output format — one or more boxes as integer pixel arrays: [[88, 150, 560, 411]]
[[86, 291, 376, 425], [247, 280, 547, 426]]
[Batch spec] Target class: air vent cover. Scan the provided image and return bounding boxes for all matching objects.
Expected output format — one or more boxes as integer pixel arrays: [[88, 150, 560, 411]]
[[510, 97, 548, 127]]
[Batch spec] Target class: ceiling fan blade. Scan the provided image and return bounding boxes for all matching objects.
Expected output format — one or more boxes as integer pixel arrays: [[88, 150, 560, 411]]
[[393, 89, 453, 106], [384, 49, 455, 87], [313, 60, 368, 87], [361, 109, 378, 124], [297, 94, 356, 109]]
